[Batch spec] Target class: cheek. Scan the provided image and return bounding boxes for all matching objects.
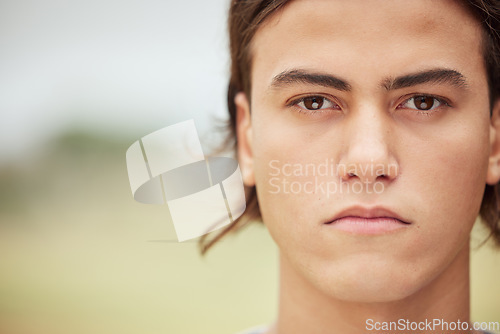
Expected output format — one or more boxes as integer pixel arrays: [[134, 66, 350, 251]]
[[250, 111, 324, 247], [394, 120, 491, 279], [406, 122, 489, 231]]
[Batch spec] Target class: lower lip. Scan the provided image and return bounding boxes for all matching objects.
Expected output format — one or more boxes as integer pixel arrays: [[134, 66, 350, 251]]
[[325, 216, 409, 234]]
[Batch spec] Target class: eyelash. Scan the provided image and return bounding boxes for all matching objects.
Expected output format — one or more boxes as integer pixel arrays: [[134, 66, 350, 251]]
[[396, 94, 451, 116], [286, 95, 340, 114], [286, 94, 451, 116]]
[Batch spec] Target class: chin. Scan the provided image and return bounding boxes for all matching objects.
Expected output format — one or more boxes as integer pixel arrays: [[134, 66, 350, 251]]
[[308, 257, 434, 303]]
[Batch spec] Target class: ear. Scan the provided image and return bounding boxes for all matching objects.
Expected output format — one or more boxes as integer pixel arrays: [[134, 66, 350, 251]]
[[487, 99, 500, 185], [235, 92, 255, 186]]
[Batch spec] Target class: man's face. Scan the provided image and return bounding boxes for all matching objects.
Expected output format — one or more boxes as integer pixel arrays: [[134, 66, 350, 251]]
[[238, 0, 496, 302]]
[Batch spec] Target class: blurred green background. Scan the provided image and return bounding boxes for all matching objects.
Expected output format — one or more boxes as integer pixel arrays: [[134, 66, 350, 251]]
[[0, 130, 279, 334], [0, 130, 498, 334], [0, 0, 283, 332]]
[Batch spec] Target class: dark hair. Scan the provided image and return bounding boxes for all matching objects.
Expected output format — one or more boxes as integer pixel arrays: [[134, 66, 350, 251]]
[[199, 0, 500, 254]]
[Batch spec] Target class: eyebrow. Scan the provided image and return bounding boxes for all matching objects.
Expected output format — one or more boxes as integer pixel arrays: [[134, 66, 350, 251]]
[[382, 69, 468, 90], [270, 69, 351, 91], [269, 68, 468, 92]]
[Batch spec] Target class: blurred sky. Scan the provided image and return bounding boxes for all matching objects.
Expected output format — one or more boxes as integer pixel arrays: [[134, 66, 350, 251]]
[[0, 0, 230, 162]]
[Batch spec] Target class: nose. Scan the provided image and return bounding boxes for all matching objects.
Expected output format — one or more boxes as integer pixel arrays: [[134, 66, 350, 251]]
[[337, 107, 399, 184]]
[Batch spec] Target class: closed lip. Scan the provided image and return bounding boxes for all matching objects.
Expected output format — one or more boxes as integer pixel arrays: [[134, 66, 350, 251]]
[[324, 206, 411, 225]]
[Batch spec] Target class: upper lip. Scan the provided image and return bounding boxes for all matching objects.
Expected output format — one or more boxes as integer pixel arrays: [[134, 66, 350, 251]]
[[324, 206, 411, 225]]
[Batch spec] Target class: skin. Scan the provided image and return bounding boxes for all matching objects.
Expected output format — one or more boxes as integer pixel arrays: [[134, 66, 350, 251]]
[[235, 0, 500, 333]]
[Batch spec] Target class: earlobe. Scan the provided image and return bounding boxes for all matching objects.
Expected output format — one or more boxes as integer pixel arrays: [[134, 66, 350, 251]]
[[486, 99, 500, 185], [235, 92, 255, 186]]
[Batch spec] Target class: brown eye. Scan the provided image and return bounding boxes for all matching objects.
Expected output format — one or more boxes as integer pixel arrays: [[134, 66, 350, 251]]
[[303, 96, 324, 110], [413, 96, 435, 110], [296, 96, 336, 111], [399, 95, 444, 113]]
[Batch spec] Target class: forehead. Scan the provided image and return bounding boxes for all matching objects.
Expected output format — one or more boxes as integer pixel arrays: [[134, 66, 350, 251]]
[[250, 0, 484, 91]]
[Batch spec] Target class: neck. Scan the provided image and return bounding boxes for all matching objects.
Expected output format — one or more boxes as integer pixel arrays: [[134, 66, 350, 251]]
[[271, 244, 471, 334]]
